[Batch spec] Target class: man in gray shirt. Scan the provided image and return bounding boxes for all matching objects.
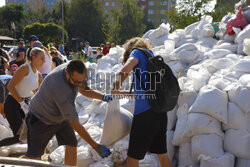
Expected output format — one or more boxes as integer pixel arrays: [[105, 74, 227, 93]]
[[24, 60, 112, 166]]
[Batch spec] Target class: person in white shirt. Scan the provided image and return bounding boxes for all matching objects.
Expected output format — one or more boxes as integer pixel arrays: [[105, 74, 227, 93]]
[[84, 42, 93, 62]]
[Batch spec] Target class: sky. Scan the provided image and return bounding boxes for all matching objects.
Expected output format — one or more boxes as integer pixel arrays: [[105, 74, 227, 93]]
[[0, 0, 5, 7]]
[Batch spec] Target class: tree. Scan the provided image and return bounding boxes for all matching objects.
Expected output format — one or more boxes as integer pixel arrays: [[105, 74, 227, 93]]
[[23, 22, 68, 45], [66, 0, 106, 46], [166, 0, 214, 30], [103, 0, 146, 44]]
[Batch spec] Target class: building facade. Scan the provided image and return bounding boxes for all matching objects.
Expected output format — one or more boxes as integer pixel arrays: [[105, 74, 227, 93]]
[[6, 0, 71, 10], [100, 0, 176, 27]]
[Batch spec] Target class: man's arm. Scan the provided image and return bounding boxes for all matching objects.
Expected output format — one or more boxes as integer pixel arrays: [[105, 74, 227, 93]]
[[69, 120, 97, 148], [15, 51, 25, 62], [78, 86, 104, 100]]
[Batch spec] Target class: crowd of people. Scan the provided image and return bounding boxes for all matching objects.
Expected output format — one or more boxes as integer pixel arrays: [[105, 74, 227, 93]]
[[0, 35, 172, 167]]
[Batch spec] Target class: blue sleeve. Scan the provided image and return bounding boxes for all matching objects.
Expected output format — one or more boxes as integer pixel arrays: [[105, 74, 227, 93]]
[[129, 49, 143, 67]]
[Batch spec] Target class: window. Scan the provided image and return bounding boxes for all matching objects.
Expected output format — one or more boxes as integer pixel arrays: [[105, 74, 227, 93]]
[[105, 10, 109, 13], [149, 1, 154, 6], [112, 2, 115, 6], [148, 10, 154, 14], [161, 18, 166, 23], [105, 2, 109, 6], [161, 1, 167, 5], [160, 10, 166, 13], [141, 5, 145, 9]]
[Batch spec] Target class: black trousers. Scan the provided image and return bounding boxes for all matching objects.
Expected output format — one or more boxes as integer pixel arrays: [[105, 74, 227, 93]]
[[0, 95, 25, 147]]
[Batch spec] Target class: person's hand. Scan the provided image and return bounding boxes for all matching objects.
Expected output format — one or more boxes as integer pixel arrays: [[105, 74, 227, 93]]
[[94, 144, 111, 158], [19, 101, 29, 114], [102, 94, 113, 102]]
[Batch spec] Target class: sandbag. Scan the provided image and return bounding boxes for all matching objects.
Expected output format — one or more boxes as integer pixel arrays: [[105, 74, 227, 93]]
[[111, 139, 129, 163], [228, 86, 250, 113], [0, 124, 12, 140], [223, 102, 250, 131], [204, 49, 233, 59], [214, 43, 238, 53], [235, 24, 250, 43], [164, 40, 175, 53], [166, 130, 175, 161], [191, 134, 224, 165], [239, 74, 250, 88], [185, 22, 199, 36], [148, 23, 170, 40], [50, 146, 65, 164], [243, 38, 250, 55], [237, 43, 246, 55], [178, 142, 193, 166], [189, 86, 228, 123], [183, 113, 224, 138], [172, 104, 191, 146], [177, 91, 197, 108], [77, 146, 93, 167], [199, 153, 235, 167], [224, 129, 250, 159], [236, 158, 250, 167], [177, 49, 200, 64], [232, 59, 250, 72], [100, 100, 133, 146]]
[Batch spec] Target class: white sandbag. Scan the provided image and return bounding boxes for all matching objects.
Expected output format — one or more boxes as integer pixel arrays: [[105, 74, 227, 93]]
[[199, 153, 235, 167], [148, 23, 170, 40], [142, 29, 154, 39], [75, 94, 92, 107], [178, 77, 195, 92], [0, 124, 12, 140], [178, 142, 193, 166], [239, 74, 250, 88], [167, 130, 175, 161], [0, 115, 9, 127], [177, 49, 200, 64], [189, 86, 228, 123], [164, 40, 175, 53], [177, 91, 197, 108], [167, 106, 177, 130], [111, 139, 129, 163], [243, 38, 250, 55], [139, 154, 161, 167], [150, 34, 169, 47], [237, 43, 246, 55], [77, 146, 93, 167], [79, 114, 89, 125], [235, 24, 250, 43], [224, 34, 236, 42], [232, 59, 250, 72], [0, 147, 11, 156], [209, 58, 234, 70], [228, 86, 250, 113], [204, 49, 232, 59], [176, 38, 197, 48], [174, 43, 197, 53], [214, 43, 238, 53], [187, 65, 211, 91], [89, 158, 114, 167], [222, 102, 250, 131], [8, 143, 27, 155], [100, 100, 133, 146], [198, 23, 214, 38], [236, 158, 250, 167], [185, 22, 199, 36], [50, 145, 65, 164], [191, 134, 224, 165], [172, 104, 191, 146], [224, 129, 250, 159], [183, 113, 224, 138]]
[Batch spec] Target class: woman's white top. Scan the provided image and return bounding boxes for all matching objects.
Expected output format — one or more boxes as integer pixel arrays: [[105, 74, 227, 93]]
[[15, 63, 39, 98], [39, 52, 52, 75]]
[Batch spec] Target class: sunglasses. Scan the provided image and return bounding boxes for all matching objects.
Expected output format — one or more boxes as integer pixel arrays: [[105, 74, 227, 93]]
[[68, 73, 88, 88]]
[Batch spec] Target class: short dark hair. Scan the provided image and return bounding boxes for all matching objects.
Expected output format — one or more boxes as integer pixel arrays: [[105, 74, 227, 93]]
[[66, 59, 86, 75]]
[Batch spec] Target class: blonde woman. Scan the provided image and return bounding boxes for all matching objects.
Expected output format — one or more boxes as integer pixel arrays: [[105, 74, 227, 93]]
[[0, 47, 44, 147]]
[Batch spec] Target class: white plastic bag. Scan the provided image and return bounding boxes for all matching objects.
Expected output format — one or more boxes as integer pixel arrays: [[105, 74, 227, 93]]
[[166, 130, 175, 161], [243, 38, 250, 55], [236, 158, 250, 167], [204, 49, 232, 59], [100, 100, 133, 146], [224, 129, 250, 159], [232, 59, 250, 72], [189, 86, 228, 123], [191, 134, 224, 165], [199, 153, 235, 167], [178, 142, 193, 166], [148, 23, 170, 40], [183, 113, 224, 138], [235, 24, 250, 43]]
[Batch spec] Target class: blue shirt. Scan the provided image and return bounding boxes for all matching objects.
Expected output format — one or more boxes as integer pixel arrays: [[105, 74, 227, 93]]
[[130, 49, 154, 115]]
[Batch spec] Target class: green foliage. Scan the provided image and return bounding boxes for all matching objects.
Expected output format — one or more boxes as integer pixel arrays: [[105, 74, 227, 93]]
[[23, 22, 68, 44], [103, 0, 146, 44], [66, 0, 106, 46]]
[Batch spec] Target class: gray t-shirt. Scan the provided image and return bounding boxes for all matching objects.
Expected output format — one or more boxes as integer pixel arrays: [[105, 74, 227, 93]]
[[29, 64, 79, 125], [0, 75, 12, 103]]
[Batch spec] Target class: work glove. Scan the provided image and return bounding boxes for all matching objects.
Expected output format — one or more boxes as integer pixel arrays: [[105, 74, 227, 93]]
[[94, 144, 111, 158], [19, 101, 29, 114], [102, 94, 113, 102]]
